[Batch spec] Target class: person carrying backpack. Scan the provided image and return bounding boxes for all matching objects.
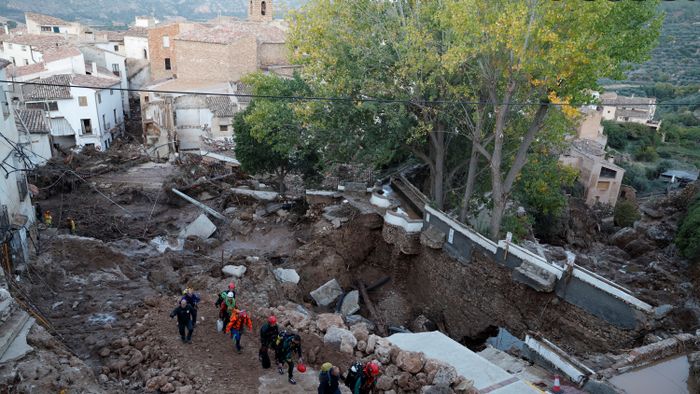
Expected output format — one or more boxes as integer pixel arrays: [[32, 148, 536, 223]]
[[225, 308, 253, 353], [345, 360, 380, 394], [274, 331, 303, 385], [217, 290, 236, 330], [181, 287, 200, 328], [259, 315, 279, 368], [318, 362, 341, 394], [215, 282, 236, 308]]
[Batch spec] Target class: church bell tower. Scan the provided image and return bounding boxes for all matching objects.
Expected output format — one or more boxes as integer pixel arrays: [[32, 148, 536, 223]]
[[248, 0, 273, 22]]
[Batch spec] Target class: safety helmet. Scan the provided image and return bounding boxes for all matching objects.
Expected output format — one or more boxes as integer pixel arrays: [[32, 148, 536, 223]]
[[365, 362, 380, 376], [320, 362, 333, 373], [227, 291, 234, 298], [268, 315, 277, 325], [228, 282, 235, 290], [239, 310, 248, 318]]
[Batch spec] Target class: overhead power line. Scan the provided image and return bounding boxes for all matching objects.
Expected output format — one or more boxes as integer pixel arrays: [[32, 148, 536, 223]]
[[2, 79, 698, 107]]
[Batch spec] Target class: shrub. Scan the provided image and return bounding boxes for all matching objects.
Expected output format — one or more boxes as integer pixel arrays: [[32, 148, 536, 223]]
[[634, 145, 659, 162], [676, 198, 700, 263], [621, 162, 652, 192], [614, 200, 641, 227]]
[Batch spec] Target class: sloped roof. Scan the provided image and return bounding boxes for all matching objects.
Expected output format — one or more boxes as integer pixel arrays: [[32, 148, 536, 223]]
[[175, 22, 286, 44], [41, 46, 82, 62], [25, 12, 70, 26], [14, 108, 50, 134], [22, 74, 72, 99], [6, 62, 46, 78], [21, 73, 120, 99], [205, 96, 237, 117], [124, 27, 148, 38], [0, 33, 67, 51]]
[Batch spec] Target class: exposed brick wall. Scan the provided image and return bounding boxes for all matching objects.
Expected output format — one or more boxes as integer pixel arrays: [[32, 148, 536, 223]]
[[259, 42, 288, 66], [148, 24, 181, 80], [175, 36, 258, 82], [249, 0, 274, 22]]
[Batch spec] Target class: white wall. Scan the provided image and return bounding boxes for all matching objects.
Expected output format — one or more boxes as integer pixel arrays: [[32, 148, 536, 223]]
[[0, 42, 43, 66], [124, 36, 149, 60], [53, 85, 120, 150], [102, 51, 129, 112], [0, 70, 35, 228], [95, 85, 124, 146]]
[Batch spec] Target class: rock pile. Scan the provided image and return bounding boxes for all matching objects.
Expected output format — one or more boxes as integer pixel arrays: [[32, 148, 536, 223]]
[[269, 303, 477, 393]]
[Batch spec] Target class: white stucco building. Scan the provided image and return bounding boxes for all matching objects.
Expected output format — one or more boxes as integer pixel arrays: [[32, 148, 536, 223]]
[[124, 28, 149, 60], [601, 92, 660, 129], [24, 12, 86, 36], [0, 59, 35, 264], [78, 45, 129, 112], [17, 73, 123, 151]]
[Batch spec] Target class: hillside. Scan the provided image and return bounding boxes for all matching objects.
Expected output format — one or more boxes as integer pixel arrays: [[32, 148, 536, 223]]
[[0, 0, 308, 27]]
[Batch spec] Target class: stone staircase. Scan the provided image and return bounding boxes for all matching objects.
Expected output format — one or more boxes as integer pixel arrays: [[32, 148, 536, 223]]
[[0, 288, 35, 363]]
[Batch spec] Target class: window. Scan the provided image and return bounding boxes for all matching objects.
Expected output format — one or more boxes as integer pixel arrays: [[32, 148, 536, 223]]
[[48, 101, 58, 111], [79, 96, 88, 106], [164, 58, 171, 70], [20, 45, 27, 52], [112, 63, 120, 76], [23, 59, 28, 65], [97, 93, 101, 104], [162, 36, 170, 48], [261, 1, 267, 15], [102, 114, 107, 129], [26, 102, 45, 110], [110, 89, 113, 95], [114, 45, 119, 51], [41, 26, 52, 32], [53, 27, 60, 33], [596, 181, 610, 191], [599, 166, 618, 179], [113, 109, 117, 124], [81, 118, 92, 134], [220, 125, 228, 132], [9, 57, 15, 65], [143, 49, 148, 59]]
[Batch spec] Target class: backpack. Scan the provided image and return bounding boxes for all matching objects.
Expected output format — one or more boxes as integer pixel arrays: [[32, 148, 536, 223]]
[[344, 361, 363, 390]]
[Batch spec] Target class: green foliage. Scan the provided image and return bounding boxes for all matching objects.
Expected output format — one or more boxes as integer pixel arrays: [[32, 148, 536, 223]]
[[603, 121, 628, 150], [676, 195, 700, 262], [620, 162, 652, 192], [501, 213, 532, 243], [233, 112, 288, 179], [516, 155, 578, 217], [634, 145, 659, 162], [614, 200, 641, 228]]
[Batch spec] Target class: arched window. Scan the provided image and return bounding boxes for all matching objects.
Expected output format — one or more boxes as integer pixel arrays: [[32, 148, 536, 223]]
[[261, 1, 267, 16]]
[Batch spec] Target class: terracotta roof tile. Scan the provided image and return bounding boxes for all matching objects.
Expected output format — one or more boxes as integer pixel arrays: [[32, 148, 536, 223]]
[[14, 108, 50, 134], [175, 22, 286, 44], [205, 96, 237, 117], [21, 73, 120, 99], [0, 33, 67, 51], [41, 46, 82, 62], [25, 12, 70, 26], [6, 62, 47, 78]]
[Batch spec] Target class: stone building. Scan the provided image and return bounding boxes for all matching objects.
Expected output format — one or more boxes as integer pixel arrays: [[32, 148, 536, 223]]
[[147, 22, 197, 81], [601, 92, 660, 129], [560, 140, 625, 207], [24, 12, 85, 36]]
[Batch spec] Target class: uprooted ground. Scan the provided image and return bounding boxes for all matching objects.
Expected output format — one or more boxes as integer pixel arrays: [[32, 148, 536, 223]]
[[6, 149, 699, 392]]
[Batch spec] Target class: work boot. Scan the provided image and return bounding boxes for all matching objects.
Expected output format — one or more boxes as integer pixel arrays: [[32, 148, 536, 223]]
[[278, 367, 284, 375], [288, 378, 296, 385]]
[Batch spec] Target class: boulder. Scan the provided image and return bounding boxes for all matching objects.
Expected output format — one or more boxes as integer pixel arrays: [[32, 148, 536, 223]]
[[375, 345, 391, 364], [98, 347, 111, 357], [433, 364, 459, 386], [421, 386, 453, 394], [324, 326, 357, 350], [283, 310, 311, 331], [340, 290, 360, 315], [646, 223, 675, 246], [145, 375, 168, 392], [396, 350, 425, 374], [345, 315, 375, 331], [357, 340, 367, 352], [420, 225, 446, 249], [221, 265, 247, 278], [273, 268, 300, 284], [376, 375, 396, 391], [654, 304, 673, 320], [340, 341, 354, 354], [351, 323, 369, 343], [178, 213, 216, 240], [623, 239, 655, 258], [160, 383, 176, 393], [366, 334, 380, 354], [310, 279, 343, 307], [411, 315, 438, 333], [127, 350, 144, 367], [316, 313, 345, 332], [611, 227, 638, 249], [175, 386, 195, 394], [453, 378, 475, 393], [397, 372, 420, 391]]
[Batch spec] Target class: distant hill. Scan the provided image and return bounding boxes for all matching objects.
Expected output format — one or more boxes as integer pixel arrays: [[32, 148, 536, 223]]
[[0, 0, 308, 27], [613, 1, 700, 86]]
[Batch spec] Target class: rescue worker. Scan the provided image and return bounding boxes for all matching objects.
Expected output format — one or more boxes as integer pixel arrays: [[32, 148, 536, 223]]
[[259, 315, 279, 368], [66, 217, 76, 234], [274, 331, 303, 385], [218, 291, 236, 329], [181, 287, 200, 328], [225, 308, 253, 353], [215, 282, 236, 308], [169, 299, 194, 343], [345, 361, 380, 394], [43, 210, 53, 227], [318, 362, 341, 394]]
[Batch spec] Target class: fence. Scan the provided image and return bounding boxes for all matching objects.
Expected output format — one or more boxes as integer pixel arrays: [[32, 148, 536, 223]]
[[422, 205, 653, 329]]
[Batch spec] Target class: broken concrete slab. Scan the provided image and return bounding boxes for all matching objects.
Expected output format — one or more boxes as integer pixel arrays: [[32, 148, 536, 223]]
[[512, 261, 557, 292], [178, 213, 217, 240], [310, 279, 343, 307], [221, 265, 246, 278], [340, 290, 360, 316], [273, 268, 300, 284], [171, 188, 226, 221], [230, 188, 279, 202], [150, 236, 184, 253]]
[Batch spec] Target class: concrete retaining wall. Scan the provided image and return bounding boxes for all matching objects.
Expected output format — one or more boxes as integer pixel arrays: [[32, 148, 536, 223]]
[[384, 210, 423, 233], [422, 205, 652, 329]]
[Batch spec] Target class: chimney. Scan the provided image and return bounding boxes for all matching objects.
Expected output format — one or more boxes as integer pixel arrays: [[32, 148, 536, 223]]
[[92, 62, 98, 75]]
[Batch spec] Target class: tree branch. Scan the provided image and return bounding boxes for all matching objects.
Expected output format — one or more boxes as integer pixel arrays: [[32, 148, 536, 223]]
[[503, 102, 550, 192]]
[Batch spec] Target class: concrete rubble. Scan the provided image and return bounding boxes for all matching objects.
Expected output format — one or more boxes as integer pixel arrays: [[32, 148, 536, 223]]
[[273, 268, 300, 284], [178, 213, 217, 240], [340, 290, 360, 316], [221, 265, 246, 278], [310, 279, 343, 307]]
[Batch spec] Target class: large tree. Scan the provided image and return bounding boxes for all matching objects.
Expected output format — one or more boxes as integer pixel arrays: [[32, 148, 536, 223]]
[[290, 0, 662, 238]]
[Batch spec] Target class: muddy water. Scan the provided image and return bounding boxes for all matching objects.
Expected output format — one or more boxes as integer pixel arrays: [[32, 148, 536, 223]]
[[610, 355, 694, 394]]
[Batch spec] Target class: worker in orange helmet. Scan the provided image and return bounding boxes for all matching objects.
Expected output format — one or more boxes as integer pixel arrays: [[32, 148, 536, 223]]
[[225, 308, 253, 354]]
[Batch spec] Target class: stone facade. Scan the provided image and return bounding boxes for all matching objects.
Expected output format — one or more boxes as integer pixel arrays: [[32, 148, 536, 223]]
[[148, 23, 196, 80], [174, 36, 259, 83], [249, 0, 274, 22]]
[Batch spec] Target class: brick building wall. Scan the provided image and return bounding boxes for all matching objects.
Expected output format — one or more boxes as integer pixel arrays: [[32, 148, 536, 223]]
[[249, 0, 273, 22], [259, 42, 288, 66], [175, 36, 258, 82], [148, 23, 196, 80]]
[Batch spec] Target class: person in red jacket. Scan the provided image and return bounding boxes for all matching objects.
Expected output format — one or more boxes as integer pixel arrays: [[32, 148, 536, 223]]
[[225, 308, 253, 353]]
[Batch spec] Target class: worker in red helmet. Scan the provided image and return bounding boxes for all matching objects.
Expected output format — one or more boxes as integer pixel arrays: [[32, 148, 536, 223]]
[[225, 308, 253, 353], [345, 360, 380, 394], [258, 315, 279, 369]]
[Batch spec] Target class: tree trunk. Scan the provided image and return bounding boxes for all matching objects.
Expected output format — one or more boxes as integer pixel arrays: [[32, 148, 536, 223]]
[[489, 193, 506, 240], [430, 128, 446, 209], [459, 142, 480, 223], [276, 169, 287, 196]]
